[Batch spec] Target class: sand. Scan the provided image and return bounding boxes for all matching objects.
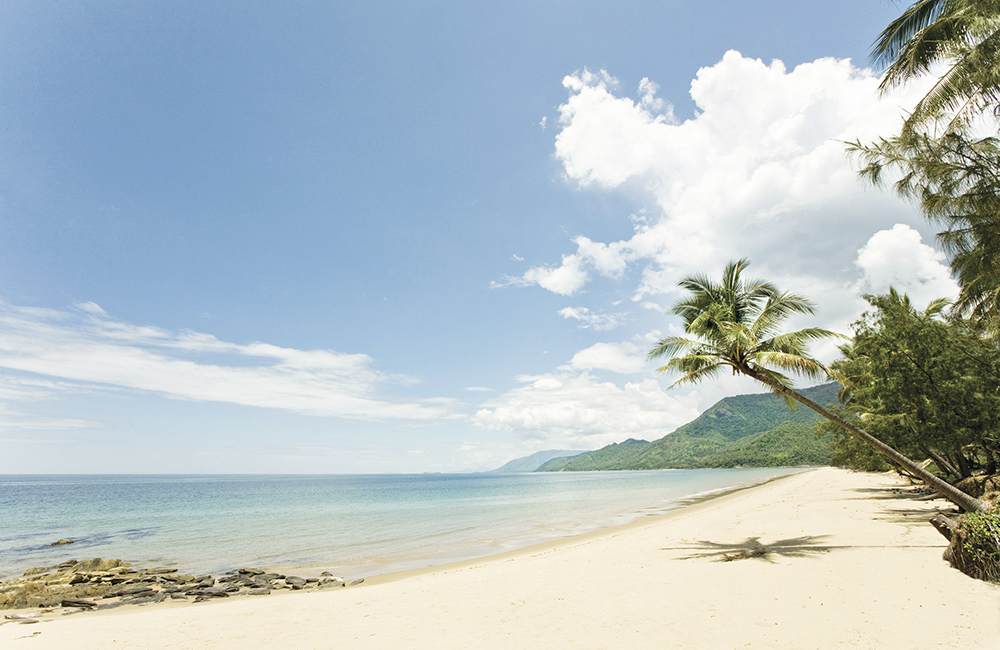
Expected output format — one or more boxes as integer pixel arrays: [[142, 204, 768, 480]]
[[2, 467, 998, 649]]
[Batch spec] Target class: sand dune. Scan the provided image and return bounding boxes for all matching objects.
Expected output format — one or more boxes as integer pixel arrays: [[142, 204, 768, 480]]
[[2, 467, 997, 649]]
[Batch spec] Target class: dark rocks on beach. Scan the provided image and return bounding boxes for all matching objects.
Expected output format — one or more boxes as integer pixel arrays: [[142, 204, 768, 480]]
[[50, 539, 74, 546], [1, 557, 365, 612], [350, 578, 365, 586], [61, 599, 97, 609], [317, 579, 345, 589]]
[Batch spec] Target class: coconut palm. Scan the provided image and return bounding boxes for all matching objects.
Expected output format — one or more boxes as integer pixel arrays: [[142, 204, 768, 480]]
[[648, 259, 986, 513], [873, 0, 1000, 132]]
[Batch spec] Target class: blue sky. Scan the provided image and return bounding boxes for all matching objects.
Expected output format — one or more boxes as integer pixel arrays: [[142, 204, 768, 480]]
[[0, 1, 957, 473]]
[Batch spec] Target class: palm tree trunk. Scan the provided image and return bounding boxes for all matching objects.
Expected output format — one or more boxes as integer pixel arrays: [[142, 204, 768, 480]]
[[742, 369, 987, 513]]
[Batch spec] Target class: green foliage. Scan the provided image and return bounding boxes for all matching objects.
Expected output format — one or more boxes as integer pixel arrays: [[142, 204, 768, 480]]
[[537, 384, 837, 471], [814, 407, 893, 472], [873, 0, 1000, 132], [831, 290, 1000, 478], [856, 2, 1000, 327], [848, 132, 1000, 325], [952, 509, 1000, 582], [648, 259, 839, 402]]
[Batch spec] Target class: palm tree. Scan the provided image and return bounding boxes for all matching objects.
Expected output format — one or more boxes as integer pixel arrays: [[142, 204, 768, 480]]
[[648, 259, 987, 513], [873, 0, 1000, 133]]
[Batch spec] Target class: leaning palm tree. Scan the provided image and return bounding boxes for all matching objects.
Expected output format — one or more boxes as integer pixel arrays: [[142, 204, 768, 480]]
[[648, 259, 986, 513]]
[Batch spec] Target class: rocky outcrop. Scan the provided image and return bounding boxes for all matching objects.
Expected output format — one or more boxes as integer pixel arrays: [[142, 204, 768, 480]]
[[0, 559, 357, 611]]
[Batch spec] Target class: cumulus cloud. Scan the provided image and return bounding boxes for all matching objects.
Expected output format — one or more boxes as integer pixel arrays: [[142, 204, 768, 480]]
[[566, 342, 647, 374], [500, 52, 942, 329], [0, 302, 457, 421], [472, 370, 700, 448], [855, 224, 959, 305], [558, 306, 626, 330]]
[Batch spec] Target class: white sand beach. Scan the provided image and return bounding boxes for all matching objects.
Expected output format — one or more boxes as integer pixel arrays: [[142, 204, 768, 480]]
[[2, 467, 998, 649]]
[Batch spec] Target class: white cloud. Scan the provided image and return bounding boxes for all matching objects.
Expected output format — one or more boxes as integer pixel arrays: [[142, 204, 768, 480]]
[[566, 342, 647, 374], [854, 224, 959, 305], [557, 306, 625, 330], [491, 252, 589, 295], [500, 51, 943, 330], [0, 302, 457, 421], [473, 369, 700, 448]]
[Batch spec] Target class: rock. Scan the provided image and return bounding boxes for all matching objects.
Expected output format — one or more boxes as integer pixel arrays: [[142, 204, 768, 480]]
[[319, 571, 332, 577], [128, 594, 166, 605], [305, 577, 319, 583], [57, 560, 78, 568], [120, 585, 157, 595], [317, 580, 345, 589], [257, 573, 280, 581], [349, 578, 365, 586], [23, 567, 50, 577], [169, 593, 189, 600], [159, 574, 195, 583], [285, 576, 307, 586], [190, 586, 229, 597], [144, 568, 177, 575], [238, 568, 264, 575], [246, 587, 270, 596], [61, 599, 97, 609], [51, 539, 74, 546], [70, 559, 127, 573]]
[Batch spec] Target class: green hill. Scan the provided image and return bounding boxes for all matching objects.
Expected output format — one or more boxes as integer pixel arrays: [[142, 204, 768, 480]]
[[536, 383, 838, 471]]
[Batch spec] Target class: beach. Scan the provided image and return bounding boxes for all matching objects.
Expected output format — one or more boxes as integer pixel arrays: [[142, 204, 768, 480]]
[[2, 467, 997, 649]]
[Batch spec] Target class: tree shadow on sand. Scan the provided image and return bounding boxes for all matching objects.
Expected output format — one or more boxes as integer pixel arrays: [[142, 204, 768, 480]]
[[666, 536, 835, 562]]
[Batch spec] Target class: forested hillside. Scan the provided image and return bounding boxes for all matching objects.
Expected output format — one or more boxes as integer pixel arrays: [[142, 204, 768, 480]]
[[537, 383, 838, 471]]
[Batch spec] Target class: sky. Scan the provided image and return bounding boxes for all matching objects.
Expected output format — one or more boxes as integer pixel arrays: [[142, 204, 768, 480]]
[[0, 1, 959, 473]]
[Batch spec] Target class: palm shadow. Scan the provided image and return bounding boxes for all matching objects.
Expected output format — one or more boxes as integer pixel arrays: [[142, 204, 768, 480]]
[[665, 535, 835, 563]]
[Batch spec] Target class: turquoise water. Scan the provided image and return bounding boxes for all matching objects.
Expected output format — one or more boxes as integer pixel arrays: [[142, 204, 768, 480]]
[[0, 468, 801, 581]]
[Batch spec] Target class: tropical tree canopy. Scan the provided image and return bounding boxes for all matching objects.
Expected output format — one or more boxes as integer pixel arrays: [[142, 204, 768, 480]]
[[874, 0, 1000, 132], [828, 289, 1000, 478], [852, 1, 1000, 329], [849, 130, 1000, 324]]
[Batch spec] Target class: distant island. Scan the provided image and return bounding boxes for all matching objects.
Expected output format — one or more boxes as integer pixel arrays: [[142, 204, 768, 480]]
[[532, 383, 838, 472], [487, 449, 592, 473]]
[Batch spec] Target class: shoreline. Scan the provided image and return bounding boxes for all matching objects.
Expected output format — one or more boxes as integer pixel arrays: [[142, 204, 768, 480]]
[[335, 468, 809, 588], [1, 469, 805, 610], [0, 467, 799, 583], [0, 467, 811, 582], [3, 467, 998, 648]]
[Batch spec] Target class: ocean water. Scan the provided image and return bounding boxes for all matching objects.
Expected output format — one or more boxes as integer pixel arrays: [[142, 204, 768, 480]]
[[0, 468, 801, 581]]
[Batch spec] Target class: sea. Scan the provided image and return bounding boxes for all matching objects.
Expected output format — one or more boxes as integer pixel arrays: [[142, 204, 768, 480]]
[[0, 468, 802, 581]]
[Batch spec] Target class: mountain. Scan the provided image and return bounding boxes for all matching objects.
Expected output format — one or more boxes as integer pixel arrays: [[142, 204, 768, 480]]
[[536, 383, 838, 471], [488, 449, 591, 473]]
